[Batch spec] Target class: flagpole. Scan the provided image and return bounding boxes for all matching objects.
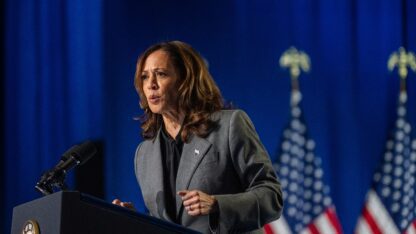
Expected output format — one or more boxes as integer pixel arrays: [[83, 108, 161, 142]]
[[279, 46, 310, 107], [266, 47, 343, 234], [387, 47, 416, 103], [355, 47, 416, 234]]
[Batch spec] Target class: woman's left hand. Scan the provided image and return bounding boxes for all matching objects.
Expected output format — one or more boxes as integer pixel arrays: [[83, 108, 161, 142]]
[[112, 199, 136, 211], [178, 190, 218, 216]]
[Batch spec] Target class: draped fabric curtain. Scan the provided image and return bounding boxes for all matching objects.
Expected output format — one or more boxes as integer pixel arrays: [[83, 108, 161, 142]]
[[2, 0, 416, 233], [3, 0, 102, 232]]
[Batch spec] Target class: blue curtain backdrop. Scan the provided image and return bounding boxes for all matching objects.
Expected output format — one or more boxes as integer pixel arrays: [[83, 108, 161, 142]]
[[3, 0, 416, 233], [3, 0, 103, 232]]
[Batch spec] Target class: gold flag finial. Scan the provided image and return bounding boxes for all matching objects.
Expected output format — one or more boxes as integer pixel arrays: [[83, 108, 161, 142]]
[[280, 47, 311, 106], [387, 47, 416, 103], [388, 47, 416, 79], [280, 47, 310, 80]]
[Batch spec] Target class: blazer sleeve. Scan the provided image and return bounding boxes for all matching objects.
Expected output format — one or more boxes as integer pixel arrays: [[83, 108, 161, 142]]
[[212, 110, 283, 232]]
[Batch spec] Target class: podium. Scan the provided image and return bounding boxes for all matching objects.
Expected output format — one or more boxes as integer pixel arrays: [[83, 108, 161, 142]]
[[11, 191, 200, 234]]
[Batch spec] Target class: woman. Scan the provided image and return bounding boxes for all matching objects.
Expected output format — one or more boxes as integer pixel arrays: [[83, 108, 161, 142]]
[[113, 41, 283, 233]]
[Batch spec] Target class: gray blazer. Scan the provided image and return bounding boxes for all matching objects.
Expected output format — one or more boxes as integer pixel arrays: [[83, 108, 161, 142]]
[[135, 109, 283, 233]]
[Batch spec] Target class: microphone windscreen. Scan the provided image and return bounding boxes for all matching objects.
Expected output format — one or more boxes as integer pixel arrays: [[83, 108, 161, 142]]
[[72, 141, 98, 165], [60, 145, 80, 161]]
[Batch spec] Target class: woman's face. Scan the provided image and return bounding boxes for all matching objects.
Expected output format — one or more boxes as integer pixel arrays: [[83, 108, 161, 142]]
[[141, 50, 180, 115]]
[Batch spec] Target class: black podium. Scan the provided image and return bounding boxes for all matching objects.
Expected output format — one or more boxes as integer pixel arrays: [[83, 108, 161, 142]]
[[11, 191, 200, 234]]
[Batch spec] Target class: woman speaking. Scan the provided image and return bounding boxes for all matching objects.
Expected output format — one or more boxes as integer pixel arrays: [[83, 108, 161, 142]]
[[113, 41, 283, 233]]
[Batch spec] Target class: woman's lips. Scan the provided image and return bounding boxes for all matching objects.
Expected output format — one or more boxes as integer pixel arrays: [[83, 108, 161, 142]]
[[148, 95, 161, 104]]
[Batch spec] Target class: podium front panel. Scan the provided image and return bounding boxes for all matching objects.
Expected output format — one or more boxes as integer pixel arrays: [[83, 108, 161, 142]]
[[11, 191, 200, 234]]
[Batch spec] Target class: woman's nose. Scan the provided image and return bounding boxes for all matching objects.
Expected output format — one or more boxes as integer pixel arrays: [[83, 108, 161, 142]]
[[147, 76, 158, 90]]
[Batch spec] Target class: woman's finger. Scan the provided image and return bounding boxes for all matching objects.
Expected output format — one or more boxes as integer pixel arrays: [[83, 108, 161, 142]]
[[190, 202, 202, 210], [182, 194, 200, 206], [112, 199, 136, 211], [178, 190, 199, 201], [112, 199, 121, 205], [121, 202, 131, 207]]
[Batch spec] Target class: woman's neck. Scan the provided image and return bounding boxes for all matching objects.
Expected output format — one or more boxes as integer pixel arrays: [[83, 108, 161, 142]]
[[162, 110, 184, 139]]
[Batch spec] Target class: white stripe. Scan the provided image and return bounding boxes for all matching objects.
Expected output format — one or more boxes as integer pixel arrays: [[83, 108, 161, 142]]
[[355, 216, 372, 234], [406, 222, 416, 234], [268, 216, 292, 234], [300, 228, 311, 234], [366, 190, 400, 234], [314, 210, 336, 233]]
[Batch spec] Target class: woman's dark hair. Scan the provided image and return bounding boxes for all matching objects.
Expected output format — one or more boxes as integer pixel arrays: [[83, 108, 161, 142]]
[[134, 41, 223, 142]]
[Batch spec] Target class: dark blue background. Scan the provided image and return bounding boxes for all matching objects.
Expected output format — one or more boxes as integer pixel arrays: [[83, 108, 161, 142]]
[[3, 0, 416, 233]]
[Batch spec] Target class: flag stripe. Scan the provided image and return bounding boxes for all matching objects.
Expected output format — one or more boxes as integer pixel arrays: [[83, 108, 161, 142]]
[[362, 206, 382, 234], [327, 207, 343, 234], [266, 216, 293, 234], [308, 223, 320, 234], [264, 223, 274, 234], [300, 229, 312, 234], [355, 217, 373, 234], [405, 221, 416, 234], [366, 190, 400, 234], [315, 210, 336, 233]]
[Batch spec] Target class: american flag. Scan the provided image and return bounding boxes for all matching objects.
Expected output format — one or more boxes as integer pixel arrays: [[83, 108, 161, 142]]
[[355, 94, 416, 234], [265, 94, 343, 234]]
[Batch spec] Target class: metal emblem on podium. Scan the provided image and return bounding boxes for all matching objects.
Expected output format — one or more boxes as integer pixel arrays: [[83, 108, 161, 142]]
[[21, 220, 40, 234]]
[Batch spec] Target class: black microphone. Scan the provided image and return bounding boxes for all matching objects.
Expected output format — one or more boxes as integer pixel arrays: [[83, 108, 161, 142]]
[[35, 141, 98, 195], [56, 141, 97, 172]]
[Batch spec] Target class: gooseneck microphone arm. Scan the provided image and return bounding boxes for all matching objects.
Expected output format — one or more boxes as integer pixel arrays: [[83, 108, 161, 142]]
[[35, 141, 97, 196]]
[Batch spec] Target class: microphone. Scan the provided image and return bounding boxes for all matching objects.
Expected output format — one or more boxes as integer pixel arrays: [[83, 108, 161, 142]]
[[56, 141, 97, 172], [35, 141, 98, 195]]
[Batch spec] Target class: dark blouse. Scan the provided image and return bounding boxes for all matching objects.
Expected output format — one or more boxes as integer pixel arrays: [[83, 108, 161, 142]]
[[159, 125, 183, 223]]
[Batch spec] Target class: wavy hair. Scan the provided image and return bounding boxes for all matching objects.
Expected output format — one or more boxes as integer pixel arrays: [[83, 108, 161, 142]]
[[134, 41, 223, 142]]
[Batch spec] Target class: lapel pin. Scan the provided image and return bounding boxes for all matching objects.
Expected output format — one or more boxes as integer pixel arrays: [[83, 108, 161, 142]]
[[194, 149, 200, 155]]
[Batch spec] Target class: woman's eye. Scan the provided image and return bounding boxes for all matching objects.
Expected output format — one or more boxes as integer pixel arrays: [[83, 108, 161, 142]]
[[141, 74, 148, 80], [156, 72, 167, 77]]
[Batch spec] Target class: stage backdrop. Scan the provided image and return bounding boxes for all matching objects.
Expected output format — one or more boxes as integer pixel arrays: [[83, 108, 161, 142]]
[[3, 0, 416, 233]]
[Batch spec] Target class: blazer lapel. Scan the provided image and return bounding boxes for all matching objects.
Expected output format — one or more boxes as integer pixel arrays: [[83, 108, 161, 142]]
[[175, 135, 212, 217], [144, 130, 174, 222]]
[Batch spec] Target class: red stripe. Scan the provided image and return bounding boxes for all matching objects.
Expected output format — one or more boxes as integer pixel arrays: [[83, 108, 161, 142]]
[[326, 207, 343, 234], [406, 220, 416, 234], [263, 224, 274, 234], [309, 223, 320, 234], [362, 206, 382, 234]]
